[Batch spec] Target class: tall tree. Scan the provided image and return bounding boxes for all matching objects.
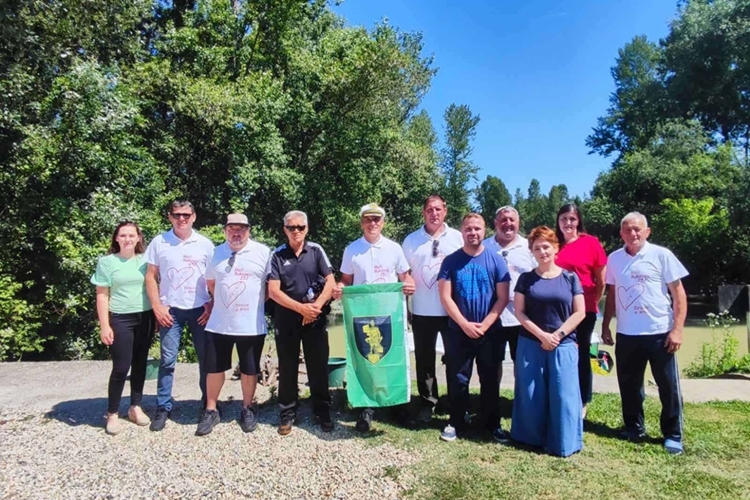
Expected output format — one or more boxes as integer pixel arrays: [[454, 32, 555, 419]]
[[475, 175, 512, 225], [440, 103, 480, 226]]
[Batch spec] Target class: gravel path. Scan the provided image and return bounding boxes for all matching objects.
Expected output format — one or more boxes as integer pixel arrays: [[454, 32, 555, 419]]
[[0, 362, 420, 500]]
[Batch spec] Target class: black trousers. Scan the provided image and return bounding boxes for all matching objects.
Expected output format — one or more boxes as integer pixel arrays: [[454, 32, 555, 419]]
[[576, 312, 597, 405], [108, 311, 155, 414], [275, 320, 331, 420], [411, 314, 450, 408], [615, 332, 683, 441]]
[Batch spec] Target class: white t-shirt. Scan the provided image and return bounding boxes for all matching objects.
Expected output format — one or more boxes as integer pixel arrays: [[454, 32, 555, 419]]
[[340, 235, 410, 285], [606, 241, 688, 336], [205, 240, 271, 336], [484, 235, 536, 327], [402, 224, 463, 316], [145, 229, 215, 309]]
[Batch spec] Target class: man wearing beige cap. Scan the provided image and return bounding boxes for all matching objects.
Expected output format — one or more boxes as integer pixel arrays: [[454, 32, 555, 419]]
[[196, 213, 271, 436], [332, 203, 415, 432]]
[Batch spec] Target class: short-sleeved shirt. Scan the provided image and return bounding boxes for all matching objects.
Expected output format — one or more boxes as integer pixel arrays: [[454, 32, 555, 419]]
[[438, 248, 511, 330], [514, 270, 583, 344], [483, 235, 537, 327], [145, 229, 215, 310], [90, 254, 152, 314], [268, 241, 333, 326], [340, 235, 410, 285], [402, 224, 464, 316], [605, 241, 689, 336], [205, 240, 271, 336], [555, 233, 607, 313]]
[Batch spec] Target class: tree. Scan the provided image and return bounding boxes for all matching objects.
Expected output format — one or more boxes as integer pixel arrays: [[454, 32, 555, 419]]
[[475, 175, 512, 226], [440, 103, 480, 226]]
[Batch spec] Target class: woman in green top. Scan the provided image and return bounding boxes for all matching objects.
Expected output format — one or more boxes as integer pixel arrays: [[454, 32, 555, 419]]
[[91, 221, 155, 435]]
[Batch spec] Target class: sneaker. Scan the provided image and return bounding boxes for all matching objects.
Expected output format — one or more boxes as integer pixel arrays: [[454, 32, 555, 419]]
[[149, 407, 170, 432], [278, 418, 294, 436], [619, 428, 647, 442], [440, 425, 457, 442], [415, 406, 434, 425], [239, 406, 258, 433], [492, 427, 510, 444], [195, 409, 220, 436], [664, 438, 683, 455], [105, 414, 123, 436], [355, 408, 374, 433], [318, 412, 334, 433]]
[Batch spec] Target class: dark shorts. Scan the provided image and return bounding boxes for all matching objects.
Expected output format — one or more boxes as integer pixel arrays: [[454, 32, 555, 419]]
[[498, 325, 520, 362], [204, 331, 265, 375]]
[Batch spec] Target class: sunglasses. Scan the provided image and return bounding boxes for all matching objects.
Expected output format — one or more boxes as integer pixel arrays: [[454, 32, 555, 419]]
[[228, 251, 237, 268], [363, 217, 382, 224], [432, 239, 440, 258], [285, 225, 307, 232], [501, 250, 509, 262], [171, 213, 193, 219]]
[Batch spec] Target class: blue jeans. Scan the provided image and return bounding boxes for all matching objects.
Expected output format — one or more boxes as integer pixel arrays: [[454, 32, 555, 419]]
[[615, 332, 683, 442], [156, 306, 207, 411], [511, 336, 582, 457]]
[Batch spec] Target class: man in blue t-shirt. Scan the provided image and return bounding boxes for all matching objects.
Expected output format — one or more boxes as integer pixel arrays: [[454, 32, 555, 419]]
[[438, 213, 510, 443]]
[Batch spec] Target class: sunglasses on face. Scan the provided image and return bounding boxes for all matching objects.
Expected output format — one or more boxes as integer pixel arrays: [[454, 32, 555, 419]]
[[432, 239, 440, 258], [285, 225, 307, 232], [171, 213, 193, 219]]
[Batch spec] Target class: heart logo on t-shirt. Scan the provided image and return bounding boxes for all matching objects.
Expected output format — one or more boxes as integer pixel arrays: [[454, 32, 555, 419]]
[[167, 267, 195, 290], [220, 282, 246, 308], [420, 263, 440, 289], [617, 283, 645, 311], [363, 278, 387, 285]]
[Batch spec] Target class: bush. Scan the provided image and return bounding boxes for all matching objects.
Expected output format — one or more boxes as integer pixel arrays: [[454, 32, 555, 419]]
[[685, 311, 749, 377]]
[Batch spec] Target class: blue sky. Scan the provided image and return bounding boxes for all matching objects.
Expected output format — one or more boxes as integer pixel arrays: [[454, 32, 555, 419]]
[[334, 0, 678, 199]]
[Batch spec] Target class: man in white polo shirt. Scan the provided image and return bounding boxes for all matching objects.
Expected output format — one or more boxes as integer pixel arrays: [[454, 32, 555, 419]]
[[145, 200, 215, 432], [332, 203, 415, 432], [402, 194, 463, 423], [196, 213, 271, 436], [483, 205, 536, 384], [602, 211, 688, 455]]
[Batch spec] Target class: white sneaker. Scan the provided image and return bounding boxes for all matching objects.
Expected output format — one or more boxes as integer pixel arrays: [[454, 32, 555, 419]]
[[440, 425, 457, 442]]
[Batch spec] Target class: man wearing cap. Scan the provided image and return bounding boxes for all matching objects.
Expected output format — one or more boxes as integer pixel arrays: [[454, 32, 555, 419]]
[[332, 202, 416, 432], [145, 200, 215, 432], [401, 194, 464, 423], [483, 206, 536, 385], [196, 214, 271, 436], [268, 210, 336, 435]]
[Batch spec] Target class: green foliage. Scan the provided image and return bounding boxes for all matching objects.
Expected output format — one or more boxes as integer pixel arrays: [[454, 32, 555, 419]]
[[0, 0, 439, 360], [685, 311, 749, 378], [0, 273, 42, 361], [440, 104, 480, 227], [512, 179, 573, 234], [474, 175, 511, 227]]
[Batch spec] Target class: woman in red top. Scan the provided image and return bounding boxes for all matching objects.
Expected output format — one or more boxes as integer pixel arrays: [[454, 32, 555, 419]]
[[554, 204, 607, 417]]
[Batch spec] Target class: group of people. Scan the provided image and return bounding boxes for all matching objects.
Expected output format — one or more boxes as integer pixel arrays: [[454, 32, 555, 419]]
[[93, 196, 688, 456]]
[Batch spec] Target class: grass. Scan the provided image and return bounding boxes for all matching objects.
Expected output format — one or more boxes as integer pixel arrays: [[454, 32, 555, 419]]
[[342, 387, 750, 500]]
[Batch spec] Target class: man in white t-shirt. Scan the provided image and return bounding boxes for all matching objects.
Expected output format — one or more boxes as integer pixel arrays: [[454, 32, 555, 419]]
[[402, 194, 463, 423], [196, 214, 271, 436], [483, 206, 536, 384], [602, 211, 688, 455], [145, 200, 215, 432], [332, 203, 416, 432]]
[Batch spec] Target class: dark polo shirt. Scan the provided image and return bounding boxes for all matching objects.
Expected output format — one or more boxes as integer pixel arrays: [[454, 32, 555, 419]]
[[268, 241, 333, 328]]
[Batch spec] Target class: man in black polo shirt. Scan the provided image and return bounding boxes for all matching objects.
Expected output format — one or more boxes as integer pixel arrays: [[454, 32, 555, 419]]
[[268, 210, 335, 435]]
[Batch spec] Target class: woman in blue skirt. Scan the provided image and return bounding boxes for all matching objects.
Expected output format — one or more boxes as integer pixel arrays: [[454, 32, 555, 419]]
[[511, 226, 586, 457]]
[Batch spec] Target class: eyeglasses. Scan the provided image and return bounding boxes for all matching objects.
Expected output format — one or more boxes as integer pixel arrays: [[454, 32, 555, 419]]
[[363, 216, 382, 224], [228, 251, 237, 268], [432, 239, 440, 258], [171, 213, 193, 219], [284, 225, 307, 232], [501, 250, 509, 263]]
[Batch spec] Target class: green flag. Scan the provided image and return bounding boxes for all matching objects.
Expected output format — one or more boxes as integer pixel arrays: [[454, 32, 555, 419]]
[[342, 283, 410, 408]]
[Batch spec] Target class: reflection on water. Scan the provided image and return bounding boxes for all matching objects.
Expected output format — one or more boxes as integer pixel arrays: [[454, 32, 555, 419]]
[[326, 304, 750, 374]]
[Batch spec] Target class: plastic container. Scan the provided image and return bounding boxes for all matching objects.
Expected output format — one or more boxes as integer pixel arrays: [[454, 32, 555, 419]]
[[327, 357, 347, 388], [145, 357, 160, 381]]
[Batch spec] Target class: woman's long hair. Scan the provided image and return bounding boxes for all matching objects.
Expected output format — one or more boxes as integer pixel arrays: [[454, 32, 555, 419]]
[[555, 203, 586, 247], [108, 221, 146, 255]]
